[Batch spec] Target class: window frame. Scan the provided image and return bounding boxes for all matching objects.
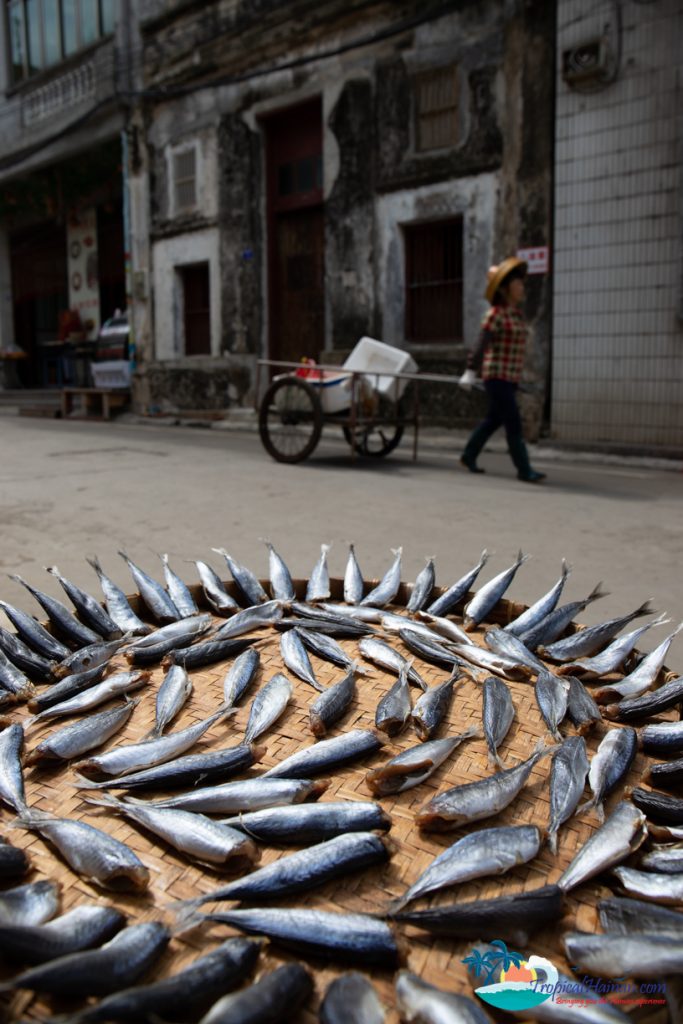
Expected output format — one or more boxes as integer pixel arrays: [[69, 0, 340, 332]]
[[414, 64, 460, 153], [403, 216, 464, 345], [6, 0, 113, 83], [170, 143, 199, 217]]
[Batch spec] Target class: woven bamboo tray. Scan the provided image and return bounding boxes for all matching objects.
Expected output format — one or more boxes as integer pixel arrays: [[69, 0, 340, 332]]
[[0, 577, 675, 1023]]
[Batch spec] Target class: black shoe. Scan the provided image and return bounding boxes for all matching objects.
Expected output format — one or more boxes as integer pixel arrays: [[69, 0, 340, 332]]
[[518, 469, 546, 483], [460, 455, 485, 474]]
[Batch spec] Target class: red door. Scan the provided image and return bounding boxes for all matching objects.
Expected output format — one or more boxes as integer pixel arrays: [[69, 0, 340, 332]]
[[263, 98, 324, 364]]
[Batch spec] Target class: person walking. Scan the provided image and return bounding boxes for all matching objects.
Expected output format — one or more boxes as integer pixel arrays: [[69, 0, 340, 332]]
[[459, 257, 546, 483]]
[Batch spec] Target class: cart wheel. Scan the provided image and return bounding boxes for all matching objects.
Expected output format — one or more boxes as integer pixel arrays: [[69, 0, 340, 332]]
[[342, 396, 405, 457], [259, 377, 323, 463]]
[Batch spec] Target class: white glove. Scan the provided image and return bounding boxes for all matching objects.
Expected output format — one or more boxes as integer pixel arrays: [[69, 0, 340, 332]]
[[458, 368, 480, 392]]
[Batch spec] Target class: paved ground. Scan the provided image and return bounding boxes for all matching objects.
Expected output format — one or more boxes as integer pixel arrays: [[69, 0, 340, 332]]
[[1, 414, 681, 655]]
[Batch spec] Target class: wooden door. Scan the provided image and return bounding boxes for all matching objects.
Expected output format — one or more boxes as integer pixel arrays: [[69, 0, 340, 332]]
[[181, 263, 211, 356]]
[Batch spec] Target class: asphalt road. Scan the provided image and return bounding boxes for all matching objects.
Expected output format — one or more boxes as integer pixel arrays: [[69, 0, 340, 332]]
[[1, 415, 681, 654]]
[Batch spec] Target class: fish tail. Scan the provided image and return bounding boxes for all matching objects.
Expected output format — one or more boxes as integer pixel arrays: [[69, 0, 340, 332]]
[[479, 549, 489, 566], [577, 795, 596, 815], [385, 892, 410, 916], [391, 547, 403, 557], [168, 900, 206, 935], [45, 565, 60, 578], [70, 775, 108, 790], [587, 582, 609, 604], [462, 724, 483, 741], [487, 748, 505, 771], [634, 599, 655, 618], [547, 829, 558, 856], [561, 558, 572, 579], [86, 555, 103, 575], [81, 793, 122, 812]]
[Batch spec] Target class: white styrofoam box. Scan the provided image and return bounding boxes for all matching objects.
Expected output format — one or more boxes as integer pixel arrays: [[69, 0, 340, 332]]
[[90, 360, 131, 389], [272, 371, 355, 414], [342, 337, 417, 400]]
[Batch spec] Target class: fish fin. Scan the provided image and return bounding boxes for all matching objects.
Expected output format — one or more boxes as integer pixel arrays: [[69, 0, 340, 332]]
[[634, 599, 655, 618], [81, 793, 122, 812], [588, 582, 609, 603], [385, 893, 411, 916], [70, 775, 108, 790], [141, 724, 162, 741], [547, 829, 558, 855], [577, 795, 596, 815], [168, 901, 206, 935], [462, 724, 483, 741], [391, 546, 403, 557], [561, 559, 572, 579], [86, 555, 103, 574]]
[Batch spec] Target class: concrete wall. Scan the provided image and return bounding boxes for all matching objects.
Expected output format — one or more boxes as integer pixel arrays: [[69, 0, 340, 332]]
[[553, 0, 683, 449], [151, 227, 221, 359]]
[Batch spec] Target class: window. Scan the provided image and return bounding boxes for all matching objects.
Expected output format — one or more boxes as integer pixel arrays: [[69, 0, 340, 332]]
[[415, 66, 459, 152], [6, 0, 113, 82], [172, 147, 198, 215], [180, 263, 211, 356], [404, 218, 463, 343]]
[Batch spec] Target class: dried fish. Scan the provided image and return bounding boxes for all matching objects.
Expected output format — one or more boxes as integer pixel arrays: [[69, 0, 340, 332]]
[[539, 600, 655, 662], [639, 720, 683, 758], [645, 755, 683, 789], [612, 864, 683, 904], [427, 550, 489, 617], [361, 547, 402, 608], [639, 844, 683, 874], [0, 879, 60, 926], [244, 672, 293, 743], [463, 550, 529, 631], [599, 895, 683, 935], [123, 776, 327, 813], [118, 550, 181, 623], [484, 626, 546, 675], [56, 636, 129, 679], [579, 727, 638, 821], [0, 648, 35, 702], [557, 801, 647, 892], [28, 669, 150, 726], [504, 560, 571, 637], [10, 572, 100, 647], [220, 800, 391, 845], [358, 637, 427, 689], [263, 729, 384, 779], [198, 963, 313, 1024], [306, 543, 331, 602], [410, 673, 457, 740], [414, 610, 470, 645], [193, 559, 239, 614], [0, 837, 30, 879], [321, 972, 385, 1024], [280, 629, 323, 690], [603, 674, 683, 723], [296, 626, 367, 674], [45, 565, 122, 639], [265, 539, 296, 601], [375, 663, 412, 736], [534, 669, 569, 740], [309, 665, 357, 736], [25, 698, 139, 766], [519, 581, 607, 651], [396, 971, 492, 1024], [594, 622, 683, 703], [124, 612, 213, 664], [565, 676, 602, 734], [74, 742, 261, 792], [0, 598, 70, 661], [149, 663, 192, 737], [27, 662, 108, 713], [86, 556, 151, 636], [278, 615, 374, 638], [448, 641, 532, 681], [344, 544, 365, 604], [399, 628, 465, 673], [213, 600, 284, 640], [555, 616, 668, 679], [547, 736, 589, 853], [213, 548, 269, 606], [170, 635, 254, 670], [0, 625, 56, 682], [0, 722, 28, 811], [482, 676, 515, 768], [161, 552, 199, 617], [0, 903, 125, 964], [563, 930, 683, 979], [631, 786, 683, 825], [223, 647, 260, 706], [406, 557, 436, 613], [366, 730, 477, 797]]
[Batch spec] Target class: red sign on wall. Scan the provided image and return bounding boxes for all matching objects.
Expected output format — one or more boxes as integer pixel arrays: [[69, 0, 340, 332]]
[[516, 247, 549, 274]]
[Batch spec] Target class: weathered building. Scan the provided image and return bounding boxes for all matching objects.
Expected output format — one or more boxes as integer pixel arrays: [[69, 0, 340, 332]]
[[131, 0, 555, 429], [552, 0, 683, 451]]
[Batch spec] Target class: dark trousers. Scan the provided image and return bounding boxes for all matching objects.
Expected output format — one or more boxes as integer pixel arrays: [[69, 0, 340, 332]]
[[462, 379, 532, 476]]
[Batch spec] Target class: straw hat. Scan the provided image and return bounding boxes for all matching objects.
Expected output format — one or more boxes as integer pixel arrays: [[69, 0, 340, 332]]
[[485, 257, 528, 303]]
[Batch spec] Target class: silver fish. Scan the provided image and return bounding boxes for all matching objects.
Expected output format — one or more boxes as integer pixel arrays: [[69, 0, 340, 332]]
[[482, 676, 515, 768], [0, 598, 70, 661], [344, 544, 365, 604], [0, 838, 30, 879], [309, 665, 357, 736], [415, 610, 469, 645], [161, 553, 199, 617], [320, 602, 382, 622], [220, 800, 391, 845], [646, 757, 683, 790], [555, 616, 668, 679], [398, 628, 465, 673], [381, 612, 452, 643], [534, 669, 569, 740], [193, 559, 239, 614], [28, 662, 108, 713], [264, 539, 296, 601], [504, 560, 571, 637], [547, 736, 589, 853], [86, 556, 151, 636], [124, 612, 213, 659], [198, 963, 312, 1024], [375, 662, 412, 736], [9, 572, 100, 647], [406, 557, 436, 613], [0, 626, 56, 682], [0, 903, 125, 965], [125, 776, 327, 813], [640, 844, 683, 874], [360, 547, 402, 608], [594, 622, 683, 703], [563, 930, 683, 979], [213, 600, 284, 640], [603, 674, 683, 724], [204, 907, 400, 967], [0, 722, 27, 811], [11, 809, 151, 891], [539, 599, 655, 662], [0, 648, 35, 701], [149, 663, 192, 737], [25, 698, 139, 766], [118, 551, 181, 623], [244, 673, 293, 743], [612, 865, 683, 904], [296, 626, 368, 674], [449, 642, 532, 681], [56, 636, 129, 679], [1, 920, 169, 995], [212, 548, 268, 606], [177, 832, 389, 907], [84, 792, 259, 870], [280, 629, 323, 690], [321, 972, 385, 1024], [599, 895, 683, 935], [557, 801, 647, 892], [463, 550, 529, 631], [0, 880, 60, 926], [579, 727, 638, 821], [639, 720, 683, 758], [484, 626, 546, 674], [427, 550, 489, 618], [392, 824, 541, 910], [306, 543, 331, 602], [45, 565, 122, 639], [74, 704, 233, 778], [263, 728, 384, 779], [28, 669, 151, 726], [74, 743, 261, 793], [416, 745, 552, 831], [223, 647, 260, 706], [170, 635, 253, 671], [410, 673, 457, 740], [366, 730, 478, 797], [396, 971, 491, 1024], [359, 636, 428, 689], [519, 582, 608, 651], [565, 676, 602, 734], [631, 786, 683, 825]]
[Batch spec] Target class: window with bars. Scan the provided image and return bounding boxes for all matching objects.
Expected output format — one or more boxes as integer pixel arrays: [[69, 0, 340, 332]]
[[415, 65, 459, 152], [404, 218, 463, 343], [7, 0, 114, 82], [172, 147, 198, 215]]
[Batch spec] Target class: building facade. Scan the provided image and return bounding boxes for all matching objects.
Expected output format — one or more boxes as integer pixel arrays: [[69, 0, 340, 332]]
[[553, 0, 683, 450]]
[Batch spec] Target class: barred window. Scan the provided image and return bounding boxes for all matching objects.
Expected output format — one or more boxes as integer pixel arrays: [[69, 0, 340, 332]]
[[404, 218, 463, 343], [173, 147, 197, 214], [6, 0, 114, 82], [415, 66, 459, 152]]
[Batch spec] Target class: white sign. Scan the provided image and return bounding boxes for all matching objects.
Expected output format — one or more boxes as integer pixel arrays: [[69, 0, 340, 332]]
[[67, 207, 100, 337], [516, 246, 549, 275]]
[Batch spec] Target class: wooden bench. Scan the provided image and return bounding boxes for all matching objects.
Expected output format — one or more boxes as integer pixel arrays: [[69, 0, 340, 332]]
[[61, 387, 130, 421]]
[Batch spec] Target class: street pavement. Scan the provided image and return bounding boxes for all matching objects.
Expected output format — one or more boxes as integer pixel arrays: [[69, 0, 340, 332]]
[[1, 414, 681, 655]]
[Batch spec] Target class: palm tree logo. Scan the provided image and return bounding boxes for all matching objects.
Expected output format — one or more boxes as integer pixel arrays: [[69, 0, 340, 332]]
[[462, 940, 524, 985], [462, 941, 557, 1012]]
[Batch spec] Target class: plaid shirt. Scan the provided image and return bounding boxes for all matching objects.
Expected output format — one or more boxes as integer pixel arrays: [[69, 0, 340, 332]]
[[479, 305, 527, 383]]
